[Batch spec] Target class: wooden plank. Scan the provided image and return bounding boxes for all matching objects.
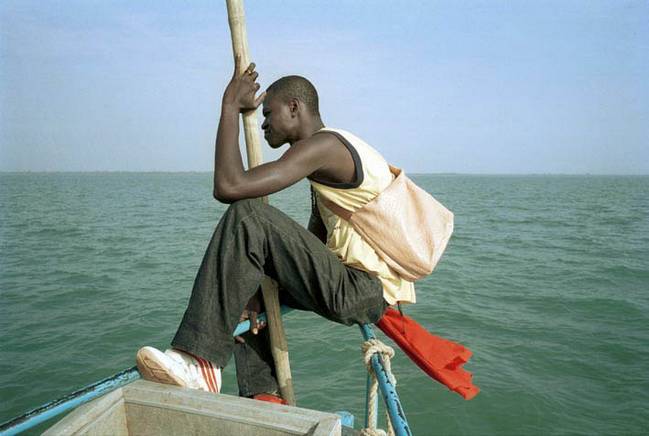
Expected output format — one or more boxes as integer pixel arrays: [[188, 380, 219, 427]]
[[225, 0, 296, 406]]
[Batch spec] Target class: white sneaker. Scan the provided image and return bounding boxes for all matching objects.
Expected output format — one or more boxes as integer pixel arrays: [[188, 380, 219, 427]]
[[136, 346, 222, 393]]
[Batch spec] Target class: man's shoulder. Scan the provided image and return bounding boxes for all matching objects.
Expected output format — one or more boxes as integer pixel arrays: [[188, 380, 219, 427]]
[[295, 128, 347, 150], [313, 128, 385, 160], [295, 127, 383, 163], [280, 131, 342, 164]]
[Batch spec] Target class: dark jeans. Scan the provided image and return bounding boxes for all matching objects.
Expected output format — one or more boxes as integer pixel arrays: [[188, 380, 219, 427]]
[[171, 199, 387, 397]]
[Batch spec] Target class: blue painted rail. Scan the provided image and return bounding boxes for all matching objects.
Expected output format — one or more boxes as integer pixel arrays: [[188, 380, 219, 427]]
[[0, 306, 411, 435], [0, 367, 141, 436], [360, 324, 412, 436]]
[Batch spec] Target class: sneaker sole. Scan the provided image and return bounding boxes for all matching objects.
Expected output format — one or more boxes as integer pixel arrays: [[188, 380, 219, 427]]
[[136, 346, 187, 388]]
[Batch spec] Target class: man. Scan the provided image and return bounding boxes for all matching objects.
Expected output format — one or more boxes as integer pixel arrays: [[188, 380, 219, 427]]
[[137, 56, 415, 400]]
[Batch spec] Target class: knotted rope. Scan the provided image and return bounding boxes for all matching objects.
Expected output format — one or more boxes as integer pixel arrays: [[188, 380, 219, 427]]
[[360, 339, 397, 436]]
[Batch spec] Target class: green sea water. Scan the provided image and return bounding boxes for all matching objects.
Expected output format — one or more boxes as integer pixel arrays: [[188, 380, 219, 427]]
[[1, 173, 648, 435]]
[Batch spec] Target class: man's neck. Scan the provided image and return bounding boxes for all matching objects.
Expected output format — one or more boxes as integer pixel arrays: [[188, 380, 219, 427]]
[[290, 117, 325, 145]]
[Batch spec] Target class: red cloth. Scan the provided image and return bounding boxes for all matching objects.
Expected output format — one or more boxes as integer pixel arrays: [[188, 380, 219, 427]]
[[376, 307, 479, 400]]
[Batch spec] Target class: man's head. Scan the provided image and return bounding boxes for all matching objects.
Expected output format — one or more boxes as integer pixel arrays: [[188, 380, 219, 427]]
[[261, 75, 321, 148]]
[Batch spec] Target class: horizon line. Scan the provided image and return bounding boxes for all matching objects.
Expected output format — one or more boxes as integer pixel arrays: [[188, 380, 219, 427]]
[[1, 170, 648, 177]]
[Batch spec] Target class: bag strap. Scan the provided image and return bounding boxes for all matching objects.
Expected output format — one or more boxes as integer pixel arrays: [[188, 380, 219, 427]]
[[318, 195, 354, 222], [316, 164, 402, 222]]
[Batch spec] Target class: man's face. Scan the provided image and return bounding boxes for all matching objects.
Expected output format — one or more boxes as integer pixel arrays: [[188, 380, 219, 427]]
[[261, 94, 294, 148]]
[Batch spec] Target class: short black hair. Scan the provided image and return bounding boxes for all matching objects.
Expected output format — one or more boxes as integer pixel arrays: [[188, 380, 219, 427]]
[[266, 75, 320, 116]]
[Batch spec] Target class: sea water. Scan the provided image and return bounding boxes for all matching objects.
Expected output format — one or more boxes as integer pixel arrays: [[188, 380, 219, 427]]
[[1, 173, 647, 435]]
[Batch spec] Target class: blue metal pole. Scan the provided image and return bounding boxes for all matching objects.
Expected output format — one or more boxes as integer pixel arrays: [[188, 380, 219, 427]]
[[0, 306, 296, 435], [359, 324, 412, 436], [0, 367, 140, 436], [232, 306, 294, 337]]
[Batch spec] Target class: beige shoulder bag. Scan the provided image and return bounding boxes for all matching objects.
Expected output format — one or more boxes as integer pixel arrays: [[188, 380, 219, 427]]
[[319, 166, 454, 282]]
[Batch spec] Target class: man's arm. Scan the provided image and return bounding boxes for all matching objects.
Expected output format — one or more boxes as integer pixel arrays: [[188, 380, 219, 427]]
[[212, 58, 329, 203], [308, 187, 327, 244], [308, 212, 327, 244]]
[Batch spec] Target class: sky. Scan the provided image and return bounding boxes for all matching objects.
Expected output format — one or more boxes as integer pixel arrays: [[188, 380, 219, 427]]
[[1, 0, 647, 174]]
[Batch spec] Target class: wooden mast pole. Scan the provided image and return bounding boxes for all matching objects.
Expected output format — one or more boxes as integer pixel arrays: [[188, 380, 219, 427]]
[[225, 0, 296, 406]]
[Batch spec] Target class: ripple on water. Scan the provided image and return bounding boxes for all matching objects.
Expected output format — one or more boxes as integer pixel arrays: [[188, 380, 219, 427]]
[[2, 174, 649, 435]]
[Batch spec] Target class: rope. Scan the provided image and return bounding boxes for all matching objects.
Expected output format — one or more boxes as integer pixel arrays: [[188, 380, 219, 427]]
[[361, 339, 396, 436]]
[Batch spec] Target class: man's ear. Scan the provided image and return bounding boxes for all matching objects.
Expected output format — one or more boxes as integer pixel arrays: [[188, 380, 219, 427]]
[[288, 98, 299, 117]]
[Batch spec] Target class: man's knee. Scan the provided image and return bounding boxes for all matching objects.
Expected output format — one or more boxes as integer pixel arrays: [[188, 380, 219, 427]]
[[220, 198, 292, 235], [224, 198, 266, 221]]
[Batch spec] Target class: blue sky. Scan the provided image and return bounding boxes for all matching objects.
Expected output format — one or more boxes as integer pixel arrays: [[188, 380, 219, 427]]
[[1, 0, 647, 174]]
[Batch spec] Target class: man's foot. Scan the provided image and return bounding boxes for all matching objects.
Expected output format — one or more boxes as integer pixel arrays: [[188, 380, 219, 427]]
[[136, 346, 221, 393]]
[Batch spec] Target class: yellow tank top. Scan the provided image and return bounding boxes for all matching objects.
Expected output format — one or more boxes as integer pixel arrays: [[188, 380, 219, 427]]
[[309, 128, 416, 305]]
